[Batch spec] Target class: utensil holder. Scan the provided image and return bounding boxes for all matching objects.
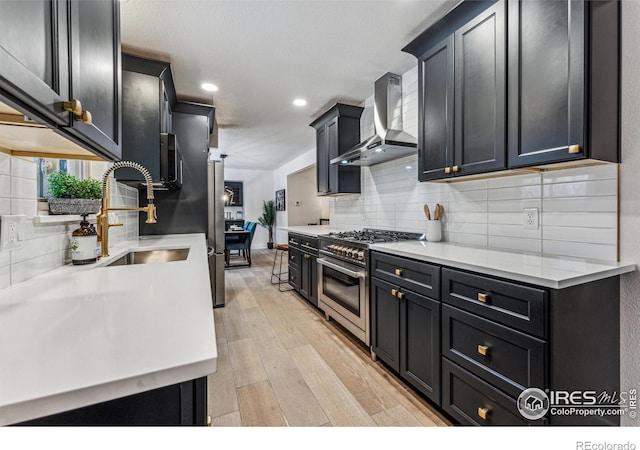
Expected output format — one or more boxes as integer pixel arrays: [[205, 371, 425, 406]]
[[426, 220, 442, 242]]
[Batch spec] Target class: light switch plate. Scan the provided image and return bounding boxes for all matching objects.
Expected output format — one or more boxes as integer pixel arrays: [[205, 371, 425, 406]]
[[0, 215, 26, 251]]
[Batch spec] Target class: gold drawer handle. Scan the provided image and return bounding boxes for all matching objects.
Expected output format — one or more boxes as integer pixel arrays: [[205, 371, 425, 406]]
[[290, 255, 295, 260], [304, 254, 310, 259], [478, 407, 490, 420], [207, 415, 212, 427], [63, 98, 83, 115], [452, 165, 459, 172], [394, 268, 403, 276], [391, 288, 398, 297], [81, 110, 92, 125], [477, 344, 489, 356], [568, 144, 580, 154], [478, 293, 489, 303], [444, 166, 451, 174], [397, 291, 405, 300]]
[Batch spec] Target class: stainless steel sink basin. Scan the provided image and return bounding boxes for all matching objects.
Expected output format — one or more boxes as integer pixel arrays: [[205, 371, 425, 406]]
[[105, 248, 190, 266]]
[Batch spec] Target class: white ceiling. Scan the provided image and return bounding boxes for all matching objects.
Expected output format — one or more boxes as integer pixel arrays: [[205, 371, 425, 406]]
[[120, 0, 453, 170]]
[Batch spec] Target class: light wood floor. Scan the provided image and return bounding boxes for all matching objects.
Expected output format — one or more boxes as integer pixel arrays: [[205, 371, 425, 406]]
[[207, 250, 451, 427]]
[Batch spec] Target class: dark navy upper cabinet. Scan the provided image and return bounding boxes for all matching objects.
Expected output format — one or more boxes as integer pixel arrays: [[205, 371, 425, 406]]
[[405, 0, 619, 181], [0, 0, 122, 161], [310, 104, 363, 196], [407, 1, 506, 182], [507, 0, 619, 168], [0, 0, 71, 126], [64, 0, 122, 160]]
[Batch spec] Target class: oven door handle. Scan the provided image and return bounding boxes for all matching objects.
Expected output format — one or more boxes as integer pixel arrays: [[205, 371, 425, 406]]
[[317, 258, 365, 278]]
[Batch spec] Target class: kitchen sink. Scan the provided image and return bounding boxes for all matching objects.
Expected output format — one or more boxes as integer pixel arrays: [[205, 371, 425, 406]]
[[104, 248, 190, 266]]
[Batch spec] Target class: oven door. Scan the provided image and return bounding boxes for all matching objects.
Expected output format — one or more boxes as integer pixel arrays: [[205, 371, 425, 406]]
[[317, 257, 367, 334]]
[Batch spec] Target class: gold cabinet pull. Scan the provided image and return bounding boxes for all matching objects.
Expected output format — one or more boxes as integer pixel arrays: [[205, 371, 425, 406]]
[[394, 268, 403, 276], [391, 288, 398, 297], [478, 293, 489, 303], [63, 99, 83, 115], [452, 165, 459, 172], [290, 255, 295, 260], [304, 254, 310, 259], [477, 344, 489, 356], [444, 166, 451, 174], [207, 415, 212, 427], [80, 110, 92, 125], [477, 407, 490, 420], [397, 291, 405, 300], [568, 144, 580, 154]]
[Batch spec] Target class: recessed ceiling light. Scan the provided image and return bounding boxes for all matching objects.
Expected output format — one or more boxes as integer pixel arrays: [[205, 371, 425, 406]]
[[201, 83, 218, 92], [293, 99, 307, 107]]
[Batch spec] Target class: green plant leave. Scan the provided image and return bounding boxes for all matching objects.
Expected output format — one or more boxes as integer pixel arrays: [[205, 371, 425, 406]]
[[47, 172, 102, 199]]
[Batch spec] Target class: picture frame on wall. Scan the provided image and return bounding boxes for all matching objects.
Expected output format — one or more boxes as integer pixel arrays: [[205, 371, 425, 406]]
[[275, 189, 286, 211]]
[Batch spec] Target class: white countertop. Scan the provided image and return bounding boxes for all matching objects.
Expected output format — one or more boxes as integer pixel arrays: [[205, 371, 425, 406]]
[[370, 241, 636, 289], [0, 233, 217, 425]]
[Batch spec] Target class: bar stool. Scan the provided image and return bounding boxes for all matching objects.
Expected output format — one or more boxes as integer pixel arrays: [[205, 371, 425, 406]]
[[271, 243, 293, 291]]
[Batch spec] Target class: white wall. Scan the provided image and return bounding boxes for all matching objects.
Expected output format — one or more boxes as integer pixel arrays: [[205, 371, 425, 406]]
[[224, 167, 274, 249], [0, 155, 138, 288], [619, 1, 640, 426], [272, 148, 316, 243], [286, 166, 323, 226]]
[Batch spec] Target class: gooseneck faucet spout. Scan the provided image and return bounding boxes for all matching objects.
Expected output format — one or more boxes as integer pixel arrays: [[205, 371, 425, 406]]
[[97, 161, 157, 257]]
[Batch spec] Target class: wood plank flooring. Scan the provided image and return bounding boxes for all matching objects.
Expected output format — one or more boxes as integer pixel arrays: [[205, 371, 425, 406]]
[[207, 250, 451, 427]]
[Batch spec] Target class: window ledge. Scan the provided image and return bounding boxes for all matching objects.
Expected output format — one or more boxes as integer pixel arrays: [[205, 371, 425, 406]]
[[33, 214, 97, 225]]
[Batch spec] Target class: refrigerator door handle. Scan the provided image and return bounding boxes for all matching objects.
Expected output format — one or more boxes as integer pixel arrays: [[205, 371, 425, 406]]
[[207, 246, 214, 257]]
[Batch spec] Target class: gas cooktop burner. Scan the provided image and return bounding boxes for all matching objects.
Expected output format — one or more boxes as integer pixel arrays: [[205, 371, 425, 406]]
[[326, 228, 424, 244]]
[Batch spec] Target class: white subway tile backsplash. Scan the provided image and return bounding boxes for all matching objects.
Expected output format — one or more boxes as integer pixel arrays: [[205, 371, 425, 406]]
[[0, 198, 10, 215], [0, 251, 9, 267], [10, 157, 36, 179], [543, 212, 617, 228], [544, 226, 617, 246], [488, 236, 542, 253], [11, 249, 67, 285], [542, 179, 618, 198], [488, 223, 541, 240], [446, 232, 488, 247], [487, 173, 540, 188], [446, 212, 487, 224], [487, 185, 541, 201], [11, 177, 37, 199], [11, 198, 37, 218], [0, 153, 10, 176], [542, 164, 617, 184], [543, 196, 617, 213], [543, 240, 617, 262], [0, 266, 9, 290], [488, 199, 541, 213], [0, 174, 10, 197]]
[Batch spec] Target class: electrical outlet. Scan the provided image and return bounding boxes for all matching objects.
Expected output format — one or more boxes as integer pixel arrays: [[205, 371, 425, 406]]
[[523, 208, 539, 230], [0, 215, 26, 251]]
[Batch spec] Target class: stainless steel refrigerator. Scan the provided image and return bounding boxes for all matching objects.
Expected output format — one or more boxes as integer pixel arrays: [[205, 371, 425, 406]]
[[207, 160, 225, 307]]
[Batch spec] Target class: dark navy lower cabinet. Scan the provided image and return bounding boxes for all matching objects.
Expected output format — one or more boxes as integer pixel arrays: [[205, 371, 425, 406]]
[[16, 377, 208, 426]]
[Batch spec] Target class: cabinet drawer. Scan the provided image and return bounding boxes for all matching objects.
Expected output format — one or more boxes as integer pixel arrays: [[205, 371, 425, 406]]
[[442, 359, 544, 426], [371, 252, 440, 300], [442, 304, 546, 398], [288, 266, 300, 291], [300, 236, 318, 253], [288, 248, 300, 269], [442, 268, 547, 338], [288, 233, 301, 248]]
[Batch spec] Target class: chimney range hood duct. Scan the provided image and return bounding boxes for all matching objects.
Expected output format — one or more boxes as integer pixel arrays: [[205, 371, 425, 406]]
[[331, 73, 417, 167]]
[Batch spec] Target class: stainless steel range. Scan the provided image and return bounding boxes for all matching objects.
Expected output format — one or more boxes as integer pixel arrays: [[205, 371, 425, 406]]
[[317, 229, 425, 346]]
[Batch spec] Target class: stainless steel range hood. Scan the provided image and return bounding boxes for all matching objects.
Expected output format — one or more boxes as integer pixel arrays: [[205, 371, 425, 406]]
[[331, 73, 417, 166]]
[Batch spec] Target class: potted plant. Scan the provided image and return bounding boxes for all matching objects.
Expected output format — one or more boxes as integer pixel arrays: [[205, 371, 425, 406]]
[[257, 199, 276, 249], [47, 172, 102, 215]]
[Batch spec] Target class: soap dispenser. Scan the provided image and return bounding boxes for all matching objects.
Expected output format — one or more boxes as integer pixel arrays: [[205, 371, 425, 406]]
[[71, 214, 98, 265]]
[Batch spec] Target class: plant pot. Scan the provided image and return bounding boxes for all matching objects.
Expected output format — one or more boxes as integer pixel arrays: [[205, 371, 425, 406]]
[[48, 198, 101, 215], [267, 242, 274, 250]]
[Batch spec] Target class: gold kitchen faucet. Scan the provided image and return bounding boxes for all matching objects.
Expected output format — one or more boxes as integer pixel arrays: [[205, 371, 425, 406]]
[[97, 161, 157, 257]]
